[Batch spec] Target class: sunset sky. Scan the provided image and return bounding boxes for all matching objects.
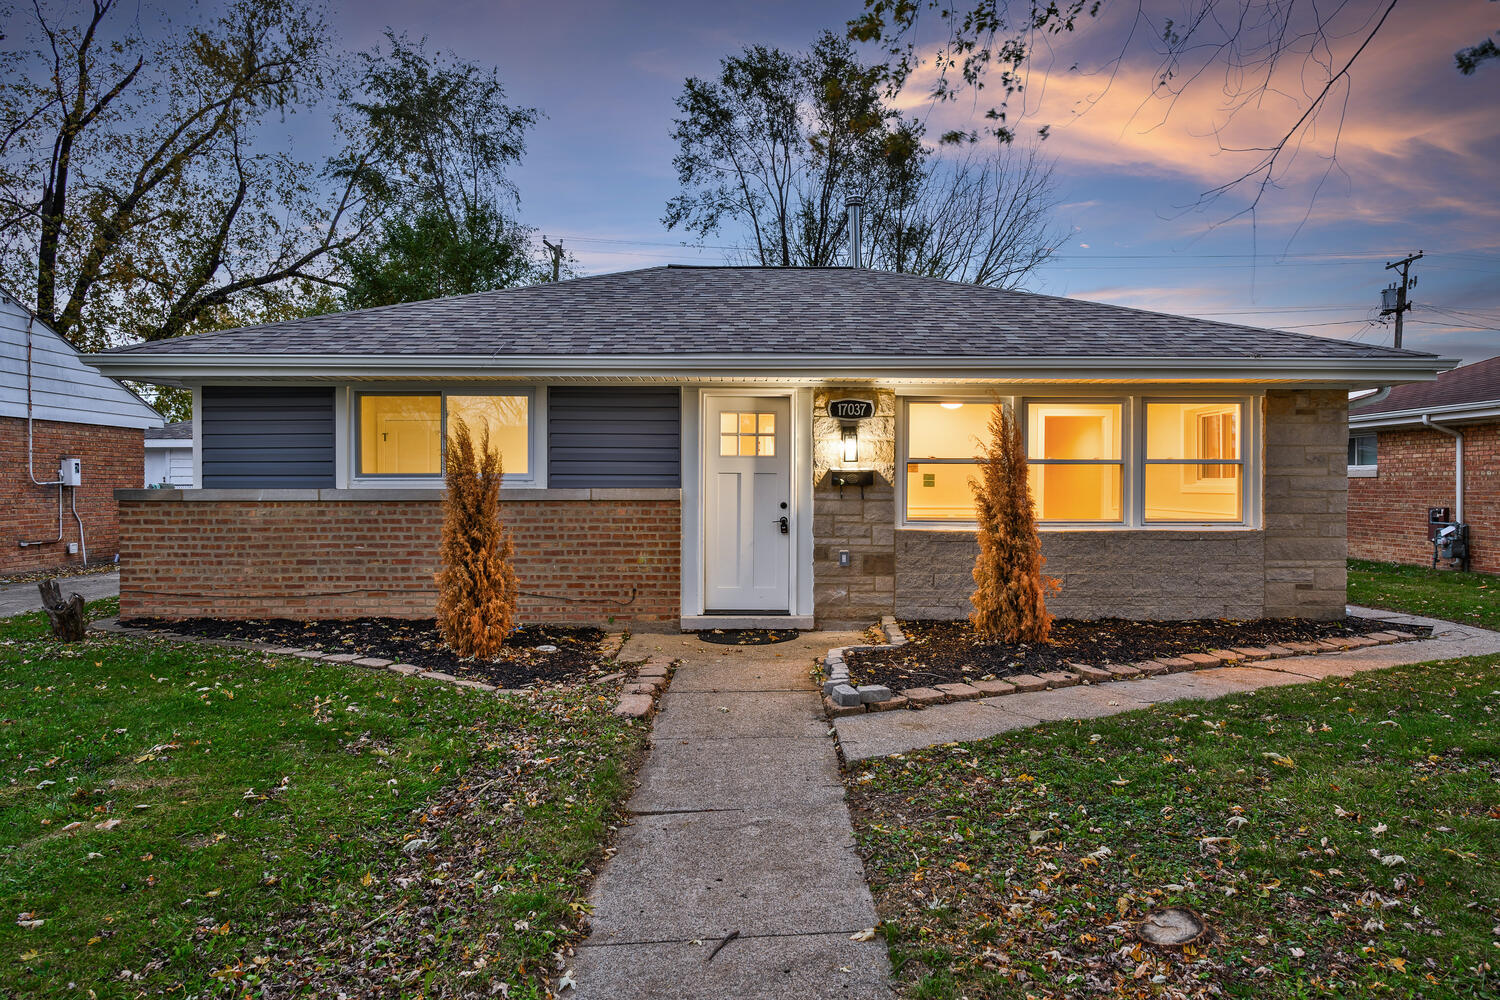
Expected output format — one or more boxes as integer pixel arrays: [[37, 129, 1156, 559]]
[[65, 1, 1500, 361]]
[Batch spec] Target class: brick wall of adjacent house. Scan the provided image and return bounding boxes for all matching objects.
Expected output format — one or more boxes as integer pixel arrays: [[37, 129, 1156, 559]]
[[115, 492, 681, 627], [1348, 422, 1499, 574], [2, 416, 143, 575], [889, 389, 1349, 622]]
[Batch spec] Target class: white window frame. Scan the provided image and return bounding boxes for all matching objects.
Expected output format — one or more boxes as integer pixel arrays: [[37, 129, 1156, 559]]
[[1023, 396, 1129, 527], [1138, 396, 1252, 524], [347, 386, 543, 488], [1347, 432, 1378, 478], [896, 391, 1261, 531]]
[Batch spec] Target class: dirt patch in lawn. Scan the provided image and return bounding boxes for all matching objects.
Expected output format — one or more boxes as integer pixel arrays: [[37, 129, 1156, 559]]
[[120, 616, 608, 688], [846, 616, 1429, 692]]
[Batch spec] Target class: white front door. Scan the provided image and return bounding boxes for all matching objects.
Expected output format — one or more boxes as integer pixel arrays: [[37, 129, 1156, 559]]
[[703, 395, 792, 612]]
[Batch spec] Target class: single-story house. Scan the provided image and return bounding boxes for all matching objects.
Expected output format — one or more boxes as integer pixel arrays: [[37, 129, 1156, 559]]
[[1348, 354, 1499, 573], [145, 420, 196, 488], [84, 266, 1451, 629], [2, 285, 163, 575]]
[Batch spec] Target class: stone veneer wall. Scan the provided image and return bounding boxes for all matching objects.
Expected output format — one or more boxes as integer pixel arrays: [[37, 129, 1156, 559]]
[[115, 489, 681, 627], [1261, 389, 1349, 617], [812, 387, 897, 628], [885, 388, 1350, 622]]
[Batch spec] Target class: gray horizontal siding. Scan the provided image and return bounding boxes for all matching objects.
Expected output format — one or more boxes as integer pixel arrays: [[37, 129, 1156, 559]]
[[548, 387, 680, 488], [201, 386, 335, 488]]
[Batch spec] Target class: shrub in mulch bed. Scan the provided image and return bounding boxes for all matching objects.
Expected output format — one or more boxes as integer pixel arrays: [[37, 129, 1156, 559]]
[[120, 616, 607, 689], [846, 616, 1431, 692]]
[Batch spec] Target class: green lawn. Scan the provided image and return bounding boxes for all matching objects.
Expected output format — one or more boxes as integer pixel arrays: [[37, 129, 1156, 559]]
[[0, 600, 644, 998], [1349, 558, 1499, 630], [846, 654, 1500, 999]]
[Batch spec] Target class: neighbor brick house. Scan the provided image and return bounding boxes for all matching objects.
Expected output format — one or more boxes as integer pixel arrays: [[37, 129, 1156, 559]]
[[85, 264, 1452, 629], [1348, 354, 1500, 573], [2, 286, 162, 576]]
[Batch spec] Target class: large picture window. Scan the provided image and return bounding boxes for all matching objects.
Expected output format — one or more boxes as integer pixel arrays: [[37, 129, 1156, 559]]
[[900, 395, 1254, 527], [357, 391, 531, 480]]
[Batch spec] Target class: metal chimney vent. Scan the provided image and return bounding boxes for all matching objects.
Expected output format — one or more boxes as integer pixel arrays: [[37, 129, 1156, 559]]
[[845, 195, 865, 268]]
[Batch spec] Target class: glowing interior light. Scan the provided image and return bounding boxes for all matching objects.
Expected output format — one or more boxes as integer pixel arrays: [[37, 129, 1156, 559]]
[[940, 402, 964, 410]]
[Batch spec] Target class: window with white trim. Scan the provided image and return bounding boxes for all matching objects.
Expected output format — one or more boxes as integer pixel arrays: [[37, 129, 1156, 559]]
[[1026, 401, 1124, 521], [1143, 401, 1243, 522], [900, 396, 1254, 527], [1347, 433, 1377, 475], [356, 390, 533, 482], [903, 401, 999, 521]]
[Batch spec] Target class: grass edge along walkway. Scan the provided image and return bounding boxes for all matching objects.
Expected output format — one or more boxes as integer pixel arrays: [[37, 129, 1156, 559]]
[[845, 652, 1500, 999], [1349, 558, 1499, 631], [0, 600, 646, 999]]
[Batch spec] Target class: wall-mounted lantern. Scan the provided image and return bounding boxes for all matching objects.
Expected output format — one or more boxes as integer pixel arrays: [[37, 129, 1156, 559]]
[[827, 397, 876, 489]]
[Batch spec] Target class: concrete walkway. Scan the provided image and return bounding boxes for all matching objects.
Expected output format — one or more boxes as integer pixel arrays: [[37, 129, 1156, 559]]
[[569, 630, 893, 1000], [836, 607, 1500, 761], [0, 570, 119, 618]]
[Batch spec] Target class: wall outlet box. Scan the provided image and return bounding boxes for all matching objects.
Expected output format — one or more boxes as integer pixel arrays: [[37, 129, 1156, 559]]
[[59, 457, 82, 486], [838, 549, 851, 567], [67, 542, 78, 555]]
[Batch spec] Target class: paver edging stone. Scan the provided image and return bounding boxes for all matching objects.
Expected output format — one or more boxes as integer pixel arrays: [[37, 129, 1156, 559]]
[[84, 617, 654, 701], [819, 624, 1422, 717]]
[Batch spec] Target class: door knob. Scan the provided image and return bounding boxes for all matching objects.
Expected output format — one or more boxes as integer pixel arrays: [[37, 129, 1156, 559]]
[[773, 515, 789, 534]]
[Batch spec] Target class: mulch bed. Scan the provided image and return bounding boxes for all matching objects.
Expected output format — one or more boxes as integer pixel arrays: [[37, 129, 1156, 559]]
[[120, 616, 608, 689], [846, 616, 1431, 692]]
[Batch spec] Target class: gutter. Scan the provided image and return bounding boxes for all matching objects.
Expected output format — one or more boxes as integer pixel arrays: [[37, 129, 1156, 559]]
[[1349, 386, 1392, 409], [1350, 399, 1500, 430], [80, 351, 1461, 385], [1422, 414, 1464, 523]]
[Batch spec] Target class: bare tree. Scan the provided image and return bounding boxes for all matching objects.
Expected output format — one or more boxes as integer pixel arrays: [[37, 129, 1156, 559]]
[[667, 32, 1059, 286], [0, 0, 385, 349], [869, 142, 1062, 288], [664, 32, 909, 267]]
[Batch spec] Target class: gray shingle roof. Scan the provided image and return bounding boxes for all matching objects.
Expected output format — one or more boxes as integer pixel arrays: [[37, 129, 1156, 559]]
[[1353, 354, 1500, 414], [145, 420, 192, 440], [99, 266, 1436, 361]]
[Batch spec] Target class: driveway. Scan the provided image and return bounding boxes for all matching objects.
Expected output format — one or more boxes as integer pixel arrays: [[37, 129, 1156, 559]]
[[0, 570, 119, 618]]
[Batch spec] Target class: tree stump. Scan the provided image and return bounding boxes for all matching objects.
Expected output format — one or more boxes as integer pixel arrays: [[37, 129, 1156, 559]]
[[37, 579, 87, 642]]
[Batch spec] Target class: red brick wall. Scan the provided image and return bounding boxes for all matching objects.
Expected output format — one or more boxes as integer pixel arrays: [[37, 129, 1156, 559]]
[[1348, 422, 1500, 574], [2, 416, 143, 575], [116, 496, 682, 627]]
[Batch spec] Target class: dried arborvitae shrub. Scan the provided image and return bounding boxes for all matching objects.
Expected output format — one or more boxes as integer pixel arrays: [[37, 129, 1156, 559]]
[[969, 401, 1058, 642], [436, 418, 518, 658]]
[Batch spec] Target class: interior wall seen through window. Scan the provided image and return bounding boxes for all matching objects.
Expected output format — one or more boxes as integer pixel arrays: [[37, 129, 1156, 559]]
[[358, 393, 529, 477]]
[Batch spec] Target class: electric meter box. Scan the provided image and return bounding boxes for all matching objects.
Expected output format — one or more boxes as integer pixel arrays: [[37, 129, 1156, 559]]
[[59, 457, 81, 486]]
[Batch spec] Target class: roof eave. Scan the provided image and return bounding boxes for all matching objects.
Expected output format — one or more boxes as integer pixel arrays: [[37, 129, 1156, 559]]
[[82, 352, 1456, 385], [1349, 399, 1500, 429]]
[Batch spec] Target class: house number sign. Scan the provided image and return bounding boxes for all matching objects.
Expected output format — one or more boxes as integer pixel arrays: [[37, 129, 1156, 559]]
[[827, 398, 875, 420]]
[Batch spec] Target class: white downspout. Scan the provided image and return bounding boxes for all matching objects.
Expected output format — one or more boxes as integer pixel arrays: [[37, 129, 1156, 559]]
[[1422, 414, 1464, 522]]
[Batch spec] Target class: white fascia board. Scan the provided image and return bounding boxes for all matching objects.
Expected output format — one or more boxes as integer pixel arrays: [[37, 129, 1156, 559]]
[[82, 352, 1458, 385], [1350, 400, 1500, 430]]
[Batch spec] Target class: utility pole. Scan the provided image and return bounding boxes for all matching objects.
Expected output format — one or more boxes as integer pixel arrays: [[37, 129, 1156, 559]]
[[1381, 250, 1422, 349], [542, 237, 564, 283]]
